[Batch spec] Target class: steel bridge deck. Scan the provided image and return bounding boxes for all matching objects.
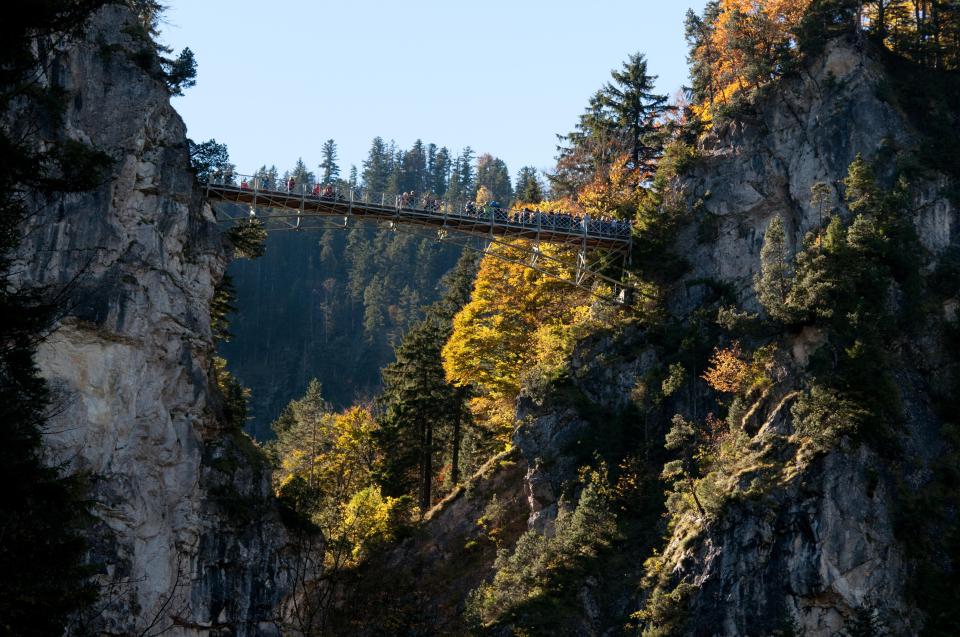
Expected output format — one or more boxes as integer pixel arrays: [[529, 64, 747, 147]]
[[206, 184, 632, 252]]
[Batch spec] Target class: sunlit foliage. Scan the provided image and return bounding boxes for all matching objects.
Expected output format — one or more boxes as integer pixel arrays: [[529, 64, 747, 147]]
[[442, 243, 592, 439]]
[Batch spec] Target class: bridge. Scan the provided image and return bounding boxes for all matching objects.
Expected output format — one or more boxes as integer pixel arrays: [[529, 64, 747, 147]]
[[206, 175, 636, 303]]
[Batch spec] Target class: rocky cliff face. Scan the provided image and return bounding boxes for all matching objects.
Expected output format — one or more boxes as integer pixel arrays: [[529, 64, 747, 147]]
[[13, 7, 289, 635], [487, 38, 957, 636], [657, 39, 954, 636]]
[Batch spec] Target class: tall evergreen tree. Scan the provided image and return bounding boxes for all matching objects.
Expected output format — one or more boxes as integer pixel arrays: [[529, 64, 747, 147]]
[[552, 52, 670, 194], [459, 146, 476, 198], [374, 253, 478, 511], [426, 142, 438, 190], [602, 52, 671, 173], [291, 157, 315, 187], [320, 139, 340, 184], [552, 91, 617, 196], [755, 216, 793, 322], [446, 155, 464, 203], [432, 146, 451, 197], [361, 136, 391, 194], [475, 154, 513, 204], [400, 139, 428, 194], [515, 166, 544, 204]]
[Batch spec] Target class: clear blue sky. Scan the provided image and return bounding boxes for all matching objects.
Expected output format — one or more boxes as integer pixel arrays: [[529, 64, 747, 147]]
[[161, 1, 706, 181]]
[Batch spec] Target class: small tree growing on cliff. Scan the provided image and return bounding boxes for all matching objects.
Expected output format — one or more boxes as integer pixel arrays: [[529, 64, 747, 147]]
[[662, 414, 707, 517], [163, 47, 197, 96], [755, 216, 793, 322]]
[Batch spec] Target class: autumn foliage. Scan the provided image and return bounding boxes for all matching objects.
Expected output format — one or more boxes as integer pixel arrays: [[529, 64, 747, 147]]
[[702, 342, 774, 394], [686, 0, 960, 122]]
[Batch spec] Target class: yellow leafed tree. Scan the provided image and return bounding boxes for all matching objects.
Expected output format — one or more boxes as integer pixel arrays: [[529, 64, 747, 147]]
[[442, 241, 592, 438]]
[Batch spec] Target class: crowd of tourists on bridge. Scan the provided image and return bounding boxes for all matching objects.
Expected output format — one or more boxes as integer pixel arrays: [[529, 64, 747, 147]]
[[228, 173, 630, 238]]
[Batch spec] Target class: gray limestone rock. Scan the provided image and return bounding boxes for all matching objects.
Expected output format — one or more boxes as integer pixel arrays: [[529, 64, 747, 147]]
[[13, 6, 290, 635]]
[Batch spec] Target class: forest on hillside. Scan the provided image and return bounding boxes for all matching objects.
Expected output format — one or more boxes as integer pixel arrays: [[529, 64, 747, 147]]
[[217, 139, 546, 437], [5, 1, 960, 636], [250, 1, 960, 634]]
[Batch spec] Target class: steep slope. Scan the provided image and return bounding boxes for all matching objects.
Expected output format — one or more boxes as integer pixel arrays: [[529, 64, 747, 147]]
[[526, 39, 956, 636], [363, 37, 959, 637], [12, 6, 289, 635], [651, 38, 957, 637]]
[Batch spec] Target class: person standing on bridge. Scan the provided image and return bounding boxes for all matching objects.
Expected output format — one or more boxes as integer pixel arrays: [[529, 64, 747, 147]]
[[241, 178, 249, 190], [287, 176, 296, 192]]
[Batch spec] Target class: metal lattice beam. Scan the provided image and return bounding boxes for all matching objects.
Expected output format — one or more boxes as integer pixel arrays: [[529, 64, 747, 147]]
[[208, 179, 637, 305]]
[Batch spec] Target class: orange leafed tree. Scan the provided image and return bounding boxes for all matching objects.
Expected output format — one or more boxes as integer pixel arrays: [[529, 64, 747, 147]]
[[702, 341, 752, 393], [691, 0, 813, 119]]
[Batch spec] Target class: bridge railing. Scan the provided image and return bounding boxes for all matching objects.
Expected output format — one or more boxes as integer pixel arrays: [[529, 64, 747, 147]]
[[206, 172, 633, 243]]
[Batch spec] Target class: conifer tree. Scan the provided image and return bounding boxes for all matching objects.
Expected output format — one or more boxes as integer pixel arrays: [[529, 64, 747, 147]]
[[361, 136, 391, 194], [446, 156, 464, 203], [374, 253, 478, 511], [459, 146, 476, 197], [291, 157, 315, 187], [754, 216, 793, 322], [320, 139, 340, 185], [400, 140, 428, 194], [475, 154, 513, 204], [432, 146, 451, 196], [515, 166, 544, 204], [601, 52, 671, 174]]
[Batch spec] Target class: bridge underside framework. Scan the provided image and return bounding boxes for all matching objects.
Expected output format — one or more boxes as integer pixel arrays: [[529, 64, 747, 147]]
[[206, 179, 635, 304]]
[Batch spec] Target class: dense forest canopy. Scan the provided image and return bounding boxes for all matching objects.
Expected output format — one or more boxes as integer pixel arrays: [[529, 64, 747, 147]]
[[685, 0, 960, 120], [263, 0, 960, 633], [5, 0, 960, 634], [219, 137, 548, 437]]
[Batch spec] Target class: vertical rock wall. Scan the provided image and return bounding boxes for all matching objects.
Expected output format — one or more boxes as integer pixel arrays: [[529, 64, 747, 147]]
[[13, 7, 288, 635]]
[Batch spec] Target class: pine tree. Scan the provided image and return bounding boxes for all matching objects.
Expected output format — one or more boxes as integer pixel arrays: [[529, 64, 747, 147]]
[[475, 153, 513, 204], [374, 253, 478, 510], [399, 139, 428, 194], [432, 146, 451, 197], [754, 216, 793, 322], [426, 142, 438, 191], [514, 166, 544, 204], [320, 139, 340, 185], [291, 157, 315, 188], [361, 136, 391, 195], [601, 52, 671, 174], [459, 146, 476, 197], [446, 155, 463, 203], [552, 91, 617, 196]]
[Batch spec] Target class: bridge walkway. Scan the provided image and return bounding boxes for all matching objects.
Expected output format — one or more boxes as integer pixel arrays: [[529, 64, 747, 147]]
[[205, 176, 632, 252]]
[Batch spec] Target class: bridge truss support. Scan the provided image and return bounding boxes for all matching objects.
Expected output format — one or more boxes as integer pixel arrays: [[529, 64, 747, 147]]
[[214, 201, 636, 306]]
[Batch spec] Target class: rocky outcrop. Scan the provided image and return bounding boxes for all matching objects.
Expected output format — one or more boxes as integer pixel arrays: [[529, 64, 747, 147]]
[[676, 40, 956, 314], [331, 451, 530, 635], [13, 6, 289, 635], [502, 38, 957, 637]]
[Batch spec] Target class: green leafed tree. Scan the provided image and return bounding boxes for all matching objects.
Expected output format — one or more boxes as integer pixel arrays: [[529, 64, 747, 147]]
[[374, 253, 477, 511], [163, 47, 197, 96], [754, 216, 793, 322], [475, 153, 513, 204], [320, 139, 340, 185], [514, 166, 544, 204], [361, 136, 391, 194]]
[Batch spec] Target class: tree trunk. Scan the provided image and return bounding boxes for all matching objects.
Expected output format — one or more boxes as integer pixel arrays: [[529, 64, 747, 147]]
[[450, 407, 462, 487], [688, 476, 707, 517], [418, 419, 433, 512]]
